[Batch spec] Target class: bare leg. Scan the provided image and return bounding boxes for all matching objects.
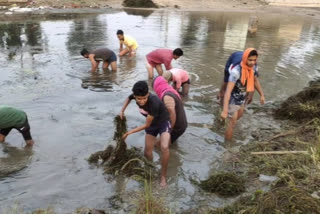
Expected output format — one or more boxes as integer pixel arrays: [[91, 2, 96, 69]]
[[119, 48, 129, 57], [182, 84, 190, 96], [110, 61, 117, 71], [225, 111, 238, 141], [102, 61, 109, 70], [146, 64, 154, 79], [237, 105, 245, 120], [155, 65, 164, 76], [144, 134, 156, 161], [159, 132, 171, 187], [0, 134, 5, 142]]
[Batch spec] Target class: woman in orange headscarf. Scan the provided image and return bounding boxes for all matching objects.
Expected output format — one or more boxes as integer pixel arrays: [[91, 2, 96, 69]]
[[220, 48, 265, 141]]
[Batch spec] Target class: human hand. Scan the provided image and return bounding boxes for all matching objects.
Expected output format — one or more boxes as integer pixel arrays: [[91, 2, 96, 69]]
[[260, 95, 265, 105], [122, 132, 129, 140], [220, 110, 228, 120], [119, 111, 125, 120]]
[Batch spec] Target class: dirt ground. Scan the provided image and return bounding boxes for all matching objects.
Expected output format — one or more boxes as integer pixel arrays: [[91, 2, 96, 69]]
[[3, 0, 319, 20]]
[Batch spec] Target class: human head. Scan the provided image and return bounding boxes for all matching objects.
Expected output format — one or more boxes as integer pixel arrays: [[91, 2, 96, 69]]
[[117, 29, 124, 40], [80, 48, 89, 58], [132, 81, 149, 106], [173, 48, 183, 60], [245, 49, 258, 68], [162, 71, 172, 82]]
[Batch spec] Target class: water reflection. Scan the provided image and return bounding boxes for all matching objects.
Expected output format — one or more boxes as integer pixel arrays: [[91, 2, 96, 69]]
[[123, 8, 154, 17], [81, 71, 116, 92], [0, 9, 320, 213]]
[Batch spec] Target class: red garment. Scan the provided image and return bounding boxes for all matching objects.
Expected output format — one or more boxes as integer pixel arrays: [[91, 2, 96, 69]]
[[146, 49, 174, 70]]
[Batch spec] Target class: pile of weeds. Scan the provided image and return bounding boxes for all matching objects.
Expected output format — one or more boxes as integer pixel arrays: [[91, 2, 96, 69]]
[[122, 0, 158, 8], [197, 172, 245, 197], [274, 78, 320, 121], [88, 116, 155, 179]]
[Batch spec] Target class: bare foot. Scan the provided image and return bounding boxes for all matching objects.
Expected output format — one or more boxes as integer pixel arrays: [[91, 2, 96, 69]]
[[160, 176, 167, 188], [25, 140, 34, 147]]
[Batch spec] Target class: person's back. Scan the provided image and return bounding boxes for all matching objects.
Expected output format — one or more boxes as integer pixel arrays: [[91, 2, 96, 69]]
[[91, 48, 113, 61], [146, 49, 173, 67], [124, 35, 138, 50], [163, 91, 187, 139], [170, 68, 189, 84], [0, 106, 26, 129]]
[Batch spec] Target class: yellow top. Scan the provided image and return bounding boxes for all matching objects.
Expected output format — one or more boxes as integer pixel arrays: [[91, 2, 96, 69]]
[[122, 35, 138, 50]]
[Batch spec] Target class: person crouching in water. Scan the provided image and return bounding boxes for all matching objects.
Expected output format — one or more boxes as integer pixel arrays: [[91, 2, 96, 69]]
[[0, 106, 34, 147], [220, 48, 265, 141], [163, 69, 190, 96], [120, 81, 171, 187], [153, 76, 188, 144]]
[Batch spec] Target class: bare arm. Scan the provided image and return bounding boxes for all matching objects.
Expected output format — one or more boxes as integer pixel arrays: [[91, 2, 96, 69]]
[[217, 81, 228, 100], [119, 97, 131, 119], [254, 76, 265, 105], [163, 95, 176, 129], [221, 82, 236, 119], [123, 115, 154, 139], [89, 54, 99, 72], [119, 40, 123, 51]]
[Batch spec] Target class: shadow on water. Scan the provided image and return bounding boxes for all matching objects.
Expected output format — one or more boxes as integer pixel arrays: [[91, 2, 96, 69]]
[[0, 144, 33, 179]]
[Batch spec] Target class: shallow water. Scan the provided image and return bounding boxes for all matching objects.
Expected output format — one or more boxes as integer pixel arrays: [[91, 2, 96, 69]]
[[0, 8, 320, 213]]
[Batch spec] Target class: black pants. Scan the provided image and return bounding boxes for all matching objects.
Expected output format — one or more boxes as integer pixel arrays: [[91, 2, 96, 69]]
[[0, 117, 32, 141]]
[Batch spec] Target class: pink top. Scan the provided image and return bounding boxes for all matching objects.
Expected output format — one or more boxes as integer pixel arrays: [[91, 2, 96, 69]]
[[170, 68, 189, 90], [153, 76, 181, 100], [146, 49, 174, 70]]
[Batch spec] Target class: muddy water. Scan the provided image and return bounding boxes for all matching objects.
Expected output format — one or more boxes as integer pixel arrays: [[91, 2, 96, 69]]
[[0, 9, 320, 213]]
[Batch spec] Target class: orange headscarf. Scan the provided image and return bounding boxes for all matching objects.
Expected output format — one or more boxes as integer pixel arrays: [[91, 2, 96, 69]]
[[240, 48, 257, 92]]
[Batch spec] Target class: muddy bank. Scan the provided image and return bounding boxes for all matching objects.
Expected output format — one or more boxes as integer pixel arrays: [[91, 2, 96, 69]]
[[186, 79, 320, 213], [1, 0, 320, 20]]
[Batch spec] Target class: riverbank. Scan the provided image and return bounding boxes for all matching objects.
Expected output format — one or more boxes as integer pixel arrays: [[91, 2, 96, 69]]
[[0, 0, 320, 20]]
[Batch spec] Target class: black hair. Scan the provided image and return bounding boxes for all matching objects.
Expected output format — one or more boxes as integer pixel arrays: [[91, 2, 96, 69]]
[[173, 48, 183, 56], [117, 30, 124, 35], [132, 81, 149, 96], [80, 48, 89, 56], [248, 50, 258, 57]]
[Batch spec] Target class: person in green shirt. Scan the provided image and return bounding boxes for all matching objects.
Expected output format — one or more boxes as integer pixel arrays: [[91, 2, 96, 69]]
[[0, 106, 34, 146]]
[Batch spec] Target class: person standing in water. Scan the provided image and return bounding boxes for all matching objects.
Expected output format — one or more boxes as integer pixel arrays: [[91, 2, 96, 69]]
[[153, 76, 188, 143], [120, 81, 171, 187], [162, 69, 190, 96], [146, 48, 183, 79], [116, 30, 139, 57], [80, 48, 117, 72], [220, 48, 265, 141], [0, 106, 34, 146]]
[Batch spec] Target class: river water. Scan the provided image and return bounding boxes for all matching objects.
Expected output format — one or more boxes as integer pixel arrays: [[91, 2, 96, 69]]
[[0, 8, 320, 213]]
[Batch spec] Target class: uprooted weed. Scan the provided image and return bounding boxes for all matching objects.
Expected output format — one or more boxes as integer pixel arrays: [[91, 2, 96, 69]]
[[88, 116, 155, 179]]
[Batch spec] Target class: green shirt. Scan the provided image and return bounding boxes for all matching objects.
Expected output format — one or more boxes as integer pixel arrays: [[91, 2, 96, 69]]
[[0, 106, 27, 129]]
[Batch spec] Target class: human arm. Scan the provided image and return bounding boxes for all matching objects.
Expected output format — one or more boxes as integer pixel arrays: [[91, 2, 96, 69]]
[[89, 54, 99, 72], [119, 97, 132, 119], [122, 115, 154, 140], [221, 82, 235, 119], [163, 95, 176, 129], [217, 81, 227, 100], [254, 76, 265, 105], [119, 40, 124, 52]]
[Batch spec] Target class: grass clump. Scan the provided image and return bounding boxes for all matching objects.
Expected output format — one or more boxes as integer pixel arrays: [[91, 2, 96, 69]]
[[199, 172, 245, 197], [274, 78, 320, 121], [88, 116, 155, 179]]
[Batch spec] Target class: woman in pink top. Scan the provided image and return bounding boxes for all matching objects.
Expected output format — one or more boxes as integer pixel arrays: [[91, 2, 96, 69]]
[[163, 69, 190, 96], [146, 48, 183, 79]]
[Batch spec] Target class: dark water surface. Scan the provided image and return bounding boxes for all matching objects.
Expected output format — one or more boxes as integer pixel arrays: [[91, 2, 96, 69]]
[[0, 9, 320, 213]]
